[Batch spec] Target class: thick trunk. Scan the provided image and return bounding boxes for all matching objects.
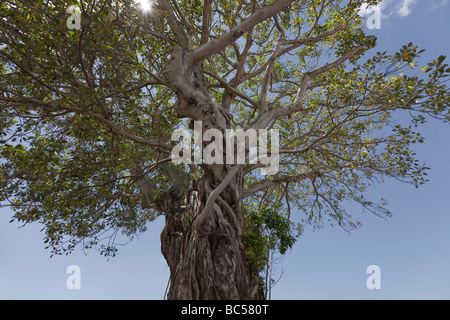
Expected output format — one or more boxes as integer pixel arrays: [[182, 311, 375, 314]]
[[159, 46, 259, 300], [160, 171, 259, 300]]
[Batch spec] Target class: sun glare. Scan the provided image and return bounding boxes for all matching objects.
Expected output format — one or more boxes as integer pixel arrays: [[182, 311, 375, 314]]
[[136, 0, 153, 12]]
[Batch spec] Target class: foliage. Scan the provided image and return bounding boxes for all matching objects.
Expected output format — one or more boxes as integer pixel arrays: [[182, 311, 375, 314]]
[[0, 0, 449, 259], [242, 208, 302, 275]]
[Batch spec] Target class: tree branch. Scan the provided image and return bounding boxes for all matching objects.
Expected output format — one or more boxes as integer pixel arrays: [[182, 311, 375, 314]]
[[157, 0, 189, 48], [193, 165, 240, 232], [250, 46, 365, 131], [0, 95, 172, 151], [242, 171, 325, 198], [200, 0, 212, 46], [188, 0, 294, 63], [204, 70, 259, 109], [238, 26, 345, 84], [260, 37, 283, 113]]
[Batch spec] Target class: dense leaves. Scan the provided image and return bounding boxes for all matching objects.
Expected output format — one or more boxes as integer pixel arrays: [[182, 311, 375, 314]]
[[0, 0, 177, 255], [242, 208, 302, 274]]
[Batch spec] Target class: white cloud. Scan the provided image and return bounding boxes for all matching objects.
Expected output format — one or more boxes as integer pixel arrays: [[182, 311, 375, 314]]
[[358, 3, 373, 16], [358, 0, 394, 20], [397, 0, 419, 17], [359, 0, 434, 23], [430, 0, 449, 10]]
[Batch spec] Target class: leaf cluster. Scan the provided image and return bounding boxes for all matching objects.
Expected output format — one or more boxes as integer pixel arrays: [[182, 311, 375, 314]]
[[242, 208, 302, 275]]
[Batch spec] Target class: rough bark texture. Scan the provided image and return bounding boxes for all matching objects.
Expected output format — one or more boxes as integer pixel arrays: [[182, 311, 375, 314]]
[[158, 46, 260, 300], [160, 170, 259, 300]]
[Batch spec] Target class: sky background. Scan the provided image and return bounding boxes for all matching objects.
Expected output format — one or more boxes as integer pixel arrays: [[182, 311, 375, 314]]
[[1, 0, 450, 300]]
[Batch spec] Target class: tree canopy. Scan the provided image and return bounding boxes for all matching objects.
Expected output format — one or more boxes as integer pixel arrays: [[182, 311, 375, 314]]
[[1, 0, 449, 262]]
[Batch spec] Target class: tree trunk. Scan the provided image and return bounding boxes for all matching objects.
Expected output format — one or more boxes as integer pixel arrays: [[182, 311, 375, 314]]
[[158, 45, 260, 300], [160, 169, 259, 300]]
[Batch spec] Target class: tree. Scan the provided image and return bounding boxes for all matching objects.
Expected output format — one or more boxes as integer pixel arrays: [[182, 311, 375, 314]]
[[1, 0, 449, 299]]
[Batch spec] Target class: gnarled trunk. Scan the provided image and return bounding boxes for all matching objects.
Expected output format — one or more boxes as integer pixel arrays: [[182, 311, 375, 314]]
[[158, 44, 261, 300], [160, 169, 259, 300]]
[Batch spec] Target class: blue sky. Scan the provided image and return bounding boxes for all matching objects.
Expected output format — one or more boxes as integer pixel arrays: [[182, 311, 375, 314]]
[[1, 0, 450, 300]]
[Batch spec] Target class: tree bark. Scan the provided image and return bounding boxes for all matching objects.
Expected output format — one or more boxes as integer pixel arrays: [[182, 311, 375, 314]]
[[157, 42, 262, 299], [160, 169, 259, 300]]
